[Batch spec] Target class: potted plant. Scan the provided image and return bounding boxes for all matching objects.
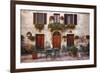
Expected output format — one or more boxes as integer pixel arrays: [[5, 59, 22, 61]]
[[32, 46, 38, 59], [65, 24, 76, 29], [70, 46, 78, 57], [74, 35, 79, 40], [48, 23, 65, 31], [49, 16, 54, 20], [28, 36, 35, 41], [34, 24, 44, 32], [60, 16, 64, 20]]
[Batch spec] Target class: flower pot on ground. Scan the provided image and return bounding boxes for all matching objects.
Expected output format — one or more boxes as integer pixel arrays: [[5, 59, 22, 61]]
[[70, 46, 78, 57], [32, 46, 38, 59], [32, 51, 38, 59]]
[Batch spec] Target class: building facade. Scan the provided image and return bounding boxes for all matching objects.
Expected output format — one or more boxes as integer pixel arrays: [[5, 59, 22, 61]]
[[21, 10, 89, 51]]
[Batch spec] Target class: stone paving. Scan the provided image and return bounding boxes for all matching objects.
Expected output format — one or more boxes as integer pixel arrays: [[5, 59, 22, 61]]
[[21, 53, 89, 63]]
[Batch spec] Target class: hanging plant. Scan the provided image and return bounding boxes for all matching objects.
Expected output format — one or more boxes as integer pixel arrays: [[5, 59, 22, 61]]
[[29, 36, 35, 41], [63, 36, 67, 38], [26, 32, 32, 37], [74, 35, 79, 39], [60, 16, 64, 20], [49, 16, 54, 20], [26, 32, 35, 41], [34, 24, 44, 32], [86, 35, 89, 40], [21, 35, 24, 41]]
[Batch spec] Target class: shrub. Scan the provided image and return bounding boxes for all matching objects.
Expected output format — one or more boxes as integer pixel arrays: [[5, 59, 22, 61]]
[[70, 46, 78, 57]]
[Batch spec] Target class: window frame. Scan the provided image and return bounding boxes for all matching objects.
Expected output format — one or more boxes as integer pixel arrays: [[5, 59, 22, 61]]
[[33, 13, 47, 25], [64, 14, 77, 25]]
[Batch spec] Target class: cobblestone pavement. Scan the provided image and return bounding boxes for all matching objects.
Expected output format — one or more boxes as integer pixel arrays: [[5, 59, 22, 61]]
[[21, 53, 89, 63]]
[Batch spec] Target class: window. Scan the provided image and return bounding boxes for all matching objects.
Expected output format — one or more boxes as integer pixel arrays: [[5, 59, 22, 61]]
[[33, 13, 47, 24], [54, 14, 60, 23], [64, 14, 77, 25]]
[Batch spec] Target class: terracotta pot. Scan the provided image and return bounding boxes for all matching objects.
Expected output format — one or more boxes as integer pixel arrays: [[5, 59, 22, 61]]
[[72, 52, 78, 57], [32, 52, 37, 59]]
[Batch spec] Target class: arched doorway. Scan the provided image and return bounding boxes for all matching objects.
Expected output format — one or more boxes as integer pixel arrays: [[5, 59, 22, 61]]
[[52, 31, 61, 49]]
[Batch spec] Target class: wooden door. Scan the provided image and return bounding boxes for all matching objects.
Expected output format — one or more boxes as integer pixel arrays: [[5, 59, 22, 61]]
[[67, 34, 74, 47], [36, 34, 44, 49], [52, 32, 61, 49]]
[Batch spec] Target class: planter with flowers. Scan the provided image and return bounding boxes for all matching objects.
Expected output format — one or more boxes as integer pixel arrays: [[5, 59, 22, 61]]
[[34, 24, 44, 32], [48, 16, 66, 31], [32, 45, 38, 59], [49, 16, 54, 24], [48, 23, 65, 31], [70, 46, 78, 57], [65, 24, 76, 29]]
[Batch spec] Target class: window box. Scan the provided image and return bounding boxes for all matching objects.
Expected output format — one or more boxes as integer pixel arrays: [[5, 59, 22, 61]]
[[48, 23, 65, 31], [65, 24, 76, 29], [34, 24, 44, 31]]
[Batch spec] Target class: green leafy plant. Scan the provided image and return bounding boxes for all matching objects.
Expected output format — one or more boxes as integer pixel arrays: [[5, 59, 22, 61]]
[[74, 35, 79, 39], [28, 36, 35, 41], [70, 46, 78, 57], [34, 24, 44, 31], [31, 45, 38, 59], [49, 16, 54, 20], [65, 24, 76, 29], [48, 23, 65, 31], [60, 16, 64, 20]]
